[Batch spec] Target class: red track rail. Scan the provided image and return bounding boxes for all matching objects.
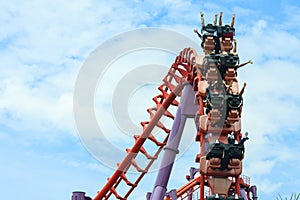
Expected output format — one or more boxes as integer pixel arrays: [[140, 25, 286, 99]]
[[94, 48, 198, 200], [92, 13, 255, 200]]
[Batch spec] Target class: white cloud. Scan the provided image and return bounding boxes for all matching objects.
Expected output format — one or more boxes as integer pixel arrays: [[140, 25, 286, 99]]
[[0, 0, 146, 137], [233, 12, 300, 198], [257, 178, 282, 195], [0, 63, 77, 134], [246, 159, 275, 176]]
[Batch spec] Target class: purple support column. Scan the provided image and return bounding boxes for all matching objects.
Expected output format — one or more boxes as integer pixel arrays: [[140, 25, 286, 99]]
[[150, 84, 199, 200], [146, 192, 152, 200], [240, 189, 248, 200], [72, 191, 85, 200], [150, 106, 186, 200], [166, 189, 177, 199], [250, 185, 258, 200]]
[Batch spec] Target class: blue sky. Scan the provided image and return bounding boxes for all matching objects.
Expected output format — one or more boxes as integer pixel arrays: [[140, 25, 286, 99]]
[[1, 0, 300, 200]]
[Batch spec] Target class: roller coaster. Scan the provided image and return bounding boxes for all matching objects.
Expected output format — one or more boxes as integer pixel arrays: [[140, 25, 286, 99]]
[[72, 12, 258, 200]]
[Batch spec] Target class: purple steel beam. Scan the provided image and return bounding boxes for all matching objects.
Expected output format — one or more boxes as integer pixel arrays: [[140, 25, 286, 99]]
[[240, 189, 248, 200], [150, 84, 199, 200], [72, 192, 86, 200], [250, 185, 258, 200], [166, 189, 177, 199]]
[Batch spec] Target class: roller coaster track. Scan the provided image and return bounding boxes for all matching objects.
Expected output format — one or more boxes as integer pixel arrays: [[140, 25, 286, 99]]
[[94, 48, 198, 200], [91, 12, 258, 200]]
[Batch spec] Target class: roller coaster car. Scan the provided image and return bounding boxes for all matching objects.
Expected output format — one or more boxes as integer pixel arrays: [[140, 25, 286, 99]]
[[204, 86, 227, 126], [206, 141, 245, 161], [206, 141, 224, 160], [222, 37, 233, 52], [221, 25, 235, 40], [219, 54, 239, 68], [207, 194, 227, 200], [229, 144, 244, 160], [206, 90, 226, 110], [225, 81, 239, 95], [200, 155, 242, 177], [201, 24, 217, 53], [206, 67, 220, 82], [202, 23, 217, 34], [225, 94, 243, 124], [203, 56, 220, 82], [206, 177, 232, 199], [199, 114, 241, 134], [209, 109, 223, 126], [201, 23, 235, 54], [203, 139, 246, 171], [202, 53, 241, 83], [233, 134, 248, 158], [200, 103, 242, 133], [226, 196, 244, 200], [203, 35, 216, 52], [226, 94, 243, 110], [203, 54, 219, 67], [207, 195, 244, 200], [224, 68, 237, 83], [207, 194, 244, 200], [201, 23, 235, 40], [218, 54, 239, 80]]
